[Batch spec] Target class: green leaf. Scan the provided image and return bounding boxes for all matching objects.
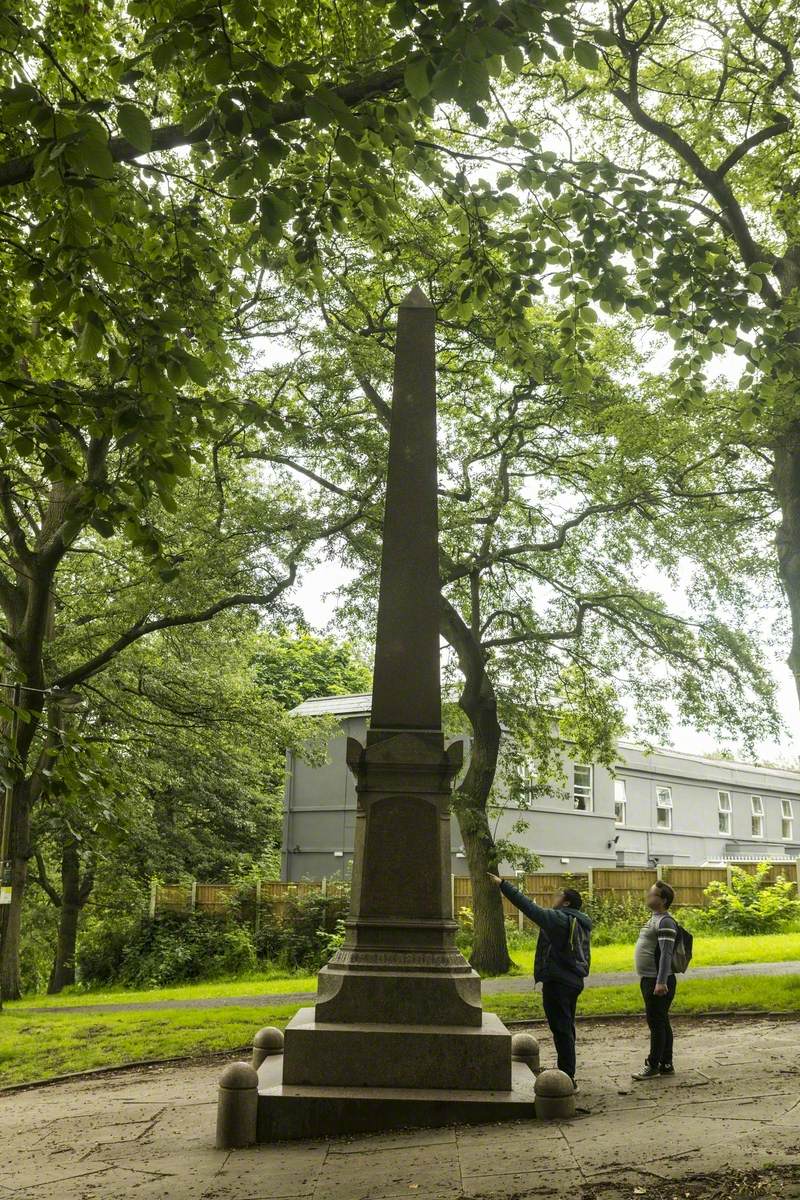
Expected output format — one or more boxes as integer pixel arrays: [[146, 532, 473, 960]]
[[90, 248, 120, 283], [574, 40, 599, 70], [85, 187, 114, 223], [504, 46, 525, 75], [404, 59, 432, 101], [547, 17, 574, 46], [184, 355, 211, 385], [460, 59, 491, 103], [205, 54, 231, 85], [334, 134, 360, 166], [74, 137, 115, 178], [231, 0, 256, 25], [78, 318, 104, 361], [230, 196, 257, 223], [117, 104, 152, 152]]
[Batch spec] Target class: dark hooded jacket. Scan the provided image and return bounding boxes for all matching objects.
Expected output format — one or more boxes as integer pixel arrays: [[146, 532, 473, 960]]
[[500, 880, 593, 990]]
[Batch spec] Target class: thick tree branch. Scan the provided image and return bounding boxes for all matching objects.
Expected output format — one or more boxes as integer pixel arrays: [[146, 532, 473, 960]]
[[716, 118, 792, 179], [0, 64, 407, 190], [53, 566, 297, 690], [30, 849, 61, 907]]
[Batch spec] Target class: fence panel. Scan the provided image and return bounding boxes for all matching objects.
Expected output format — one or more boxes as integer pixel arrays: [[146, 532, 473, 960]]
[[152, 861, 800, 921], [195, 884, 239, 915], [154, 883, 193, 913], [591, 868, 656, 901], [662, 866, 728, 908]]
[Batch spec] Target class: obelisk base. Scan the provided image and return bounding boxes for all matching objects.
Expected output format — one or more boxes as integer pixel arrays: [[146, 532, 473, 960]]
[[282, 1007, 510, 1090], [255, 1048, 537, 1143]]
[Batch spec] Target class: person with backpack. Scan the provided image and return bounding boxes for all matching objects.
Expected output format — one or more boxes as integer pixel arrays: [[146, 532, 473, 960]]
[[632, 879, 692, 1080], [487, 873, 592, 1089]]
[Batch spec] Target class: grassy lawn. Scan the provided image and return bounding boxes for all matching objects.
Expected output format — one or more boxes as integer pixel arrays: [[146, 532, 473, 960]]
[[8, 973, 319, 1010], [2, 974, 798, 1089], [502, 931, 800, 977], [0, 1002, 299, 1088], [488, 972, 800, 1022], [7, 931, 800, 1012]]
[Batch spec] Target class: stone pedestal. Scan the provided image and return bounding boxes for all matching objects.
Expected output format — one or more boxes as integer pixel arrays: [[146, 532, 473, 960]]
[[256, 1053, 537, 1142], [238, 286, 535, 1142]]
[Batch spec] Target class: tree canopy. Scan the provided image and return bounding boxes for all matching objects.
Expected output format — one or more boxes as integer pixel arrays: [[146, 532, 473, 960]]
[[2, 0, 798, 991]]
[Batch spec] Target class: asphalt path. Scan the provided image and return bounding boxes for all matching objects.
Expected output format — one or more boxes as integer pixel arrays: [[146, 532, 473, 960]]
[[14, 958, 800, 1015]]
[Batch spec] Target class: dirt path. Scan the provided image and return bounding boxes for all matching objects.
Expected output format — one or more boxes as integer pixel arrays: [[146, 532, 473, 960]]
[[14, 959, 800, 1015], [2, 1014, 798, 1199]]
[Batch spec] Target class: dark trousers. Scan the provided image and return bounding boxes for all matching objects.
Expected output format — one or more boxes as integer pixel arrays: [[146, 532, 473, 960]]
[[541, 981, 581, 1080], [640, 975, 677, 1066]]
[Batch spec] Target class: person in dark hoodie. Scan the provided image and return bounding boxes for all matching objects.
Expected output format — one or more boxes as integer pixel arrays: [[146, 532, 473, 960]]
[[488, 873, 592, 1088]]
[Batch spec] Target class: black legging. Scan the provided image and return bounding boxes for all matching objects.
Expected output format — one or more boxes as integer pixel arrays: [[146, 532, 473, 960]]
[[542, 981, 581, 1079], [640, 974, 677, 1066]]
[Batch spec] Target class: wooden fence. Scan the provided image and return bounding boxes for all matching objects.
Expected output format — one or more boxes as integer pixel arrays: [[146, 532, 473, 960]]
[[150, 860, 799, 926]]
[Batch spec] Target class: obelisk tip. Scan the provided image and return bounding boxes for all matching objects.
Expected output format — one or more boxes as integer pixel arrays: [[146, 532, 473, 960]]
[[400, 285, 433, 309]]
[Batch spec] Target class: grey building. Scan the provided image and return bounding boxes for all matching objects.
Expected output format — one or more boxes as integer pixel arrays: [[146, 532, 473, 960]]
[[281, 693, 800, 880]]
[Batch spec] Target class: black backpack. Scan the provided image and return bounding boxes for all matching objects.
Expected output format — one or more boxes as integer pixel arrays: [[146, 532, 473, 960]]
[[671, 922, 693, 973], [560, 914, 591, 978], [655, 915, 693, 974]]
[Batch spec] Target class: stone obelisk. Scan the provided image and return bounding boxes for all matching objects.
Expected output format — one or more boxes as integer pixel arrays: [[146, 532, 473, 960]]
[[254, 287, 535, 1139]]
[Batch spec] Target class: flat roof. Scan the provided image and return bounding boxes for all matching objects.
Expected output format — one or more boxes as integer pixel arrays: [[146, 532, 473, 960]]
[[290, 693, 800, 781], [290, 693, 372, 718]]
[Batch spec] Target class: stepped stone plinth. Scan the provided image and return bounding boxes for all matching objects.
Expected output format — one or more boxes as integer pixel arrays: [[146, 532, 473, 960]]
[[220, 285, 536, 1143]]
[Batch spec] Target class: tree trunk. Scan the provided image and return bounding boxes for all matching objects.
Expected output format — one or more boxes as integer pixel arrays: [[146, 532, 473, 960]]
[[772, 422, 800, 712], [441, 597, 512, 975], [0, 783, 31, 1001], [47, 842, 91, 994]]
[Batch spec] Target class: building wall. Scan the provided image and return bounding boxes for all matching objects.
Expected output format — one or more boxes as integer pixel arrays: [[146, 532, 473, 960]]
[[281, 715, 800, 881]]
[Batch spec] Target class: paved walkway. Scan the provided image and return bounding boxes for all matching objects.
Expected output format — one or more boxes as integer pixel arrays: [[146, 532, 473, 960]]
[[15, 959, 800, 1015], [2, 1015, 799, 1199]]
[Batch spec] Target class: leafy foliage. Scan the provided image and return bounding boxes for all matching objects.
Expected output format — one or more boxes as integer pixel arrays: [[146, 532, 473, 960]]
[[703, 864, 800, 935]]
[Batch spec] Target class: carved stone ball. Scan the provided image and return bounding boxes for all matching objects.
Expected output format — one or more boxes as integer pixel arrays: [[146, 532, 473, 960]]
[[511, 1033, 540, 1064], [253, 1026, 284, 1055], [534, 1068, 575, 1097], [219, 1062, 259, 1090]]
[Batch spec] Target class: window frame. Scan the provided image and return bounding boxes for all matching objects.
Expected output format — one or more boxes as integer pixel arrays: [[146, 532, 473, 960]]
[[655, 785, 673, 831], [613, 778, 627, 826], [573, 764, 593, 813], [750, 795, 764, 840], [717, 790, 732, 836], [781, 799, 794, 841]]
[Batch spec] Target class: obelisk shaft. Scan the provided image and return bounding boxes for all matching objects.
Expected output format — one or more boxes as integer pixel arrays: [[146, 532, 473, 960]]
[[370, 286, 441, 731]]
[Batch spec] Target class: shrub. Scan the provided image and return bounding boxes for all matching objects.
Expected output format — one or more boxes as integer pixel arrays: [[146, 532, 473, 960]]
[[261, 888, 350, 971], [79, 912, 257, 988], [581, 893, 649, 946], [703, 864, 800, 934]]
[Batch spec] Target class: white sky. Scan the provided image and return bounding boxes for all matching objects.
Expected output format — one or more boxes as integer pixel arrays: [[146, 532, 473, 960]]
[[292, 556, 799, 767]]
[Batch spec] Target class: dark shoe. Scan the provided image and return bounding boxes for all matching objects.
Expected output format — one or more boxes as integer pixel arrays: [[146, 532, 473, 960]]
[[571, 1078, 578, 1093], [659, 1064, 675, 1075], [631, 1064, 661, 1080]]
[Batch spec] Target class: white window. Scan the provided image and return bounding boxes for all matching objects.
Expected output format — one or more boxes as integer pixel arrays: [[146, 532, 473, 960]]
[[751, 795, 764, 839], [781, 799, 794, 841], [656, 786, 672, 830], [718, 790, 732, 836], [573, 764, 593, 812], [614, 779, 627, 825]]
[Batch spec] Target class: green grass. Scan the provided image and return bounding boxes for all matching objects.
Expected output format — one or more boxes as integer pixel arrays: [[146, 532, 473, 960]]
[[501, 931, 800, 976], [0, 1002, 299, 1088], [8, 972, 319, 1010], [3, 974, 798, 1090], [9, 931, 800, 1012], [489, 973, 800, 1022]]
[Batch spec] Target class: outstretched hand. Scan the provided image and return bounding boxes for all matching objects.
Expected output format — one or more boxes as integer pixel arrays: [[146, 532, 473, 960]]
[[487, 872, 503, 886]]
